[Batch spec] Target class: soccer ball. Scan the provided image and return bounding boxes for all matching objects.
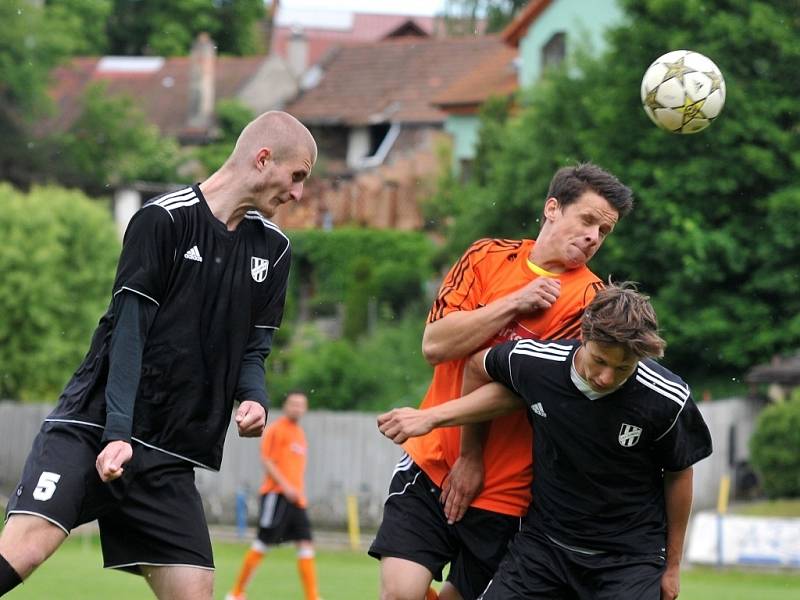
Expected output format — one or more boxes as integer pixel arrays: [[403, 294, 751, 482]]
[[640, 50, 726, 134]]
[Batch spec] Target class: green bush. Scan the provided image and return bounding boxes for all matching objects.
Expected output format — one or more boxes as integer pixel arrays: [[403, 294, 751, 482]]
[[269, 316, 431, 411], [0, 184, 120, 401], [750, 398, 800, 498]]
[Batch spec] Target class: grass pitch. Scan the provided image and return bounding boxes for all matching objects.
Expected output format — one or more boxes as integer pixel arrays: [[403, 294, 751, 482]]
[[7, 534, 800, 599]]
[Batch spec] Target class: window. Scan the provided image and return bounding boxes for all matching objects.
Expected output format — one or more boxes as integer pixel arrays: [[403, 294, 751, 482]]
[[541, 32, 566, 71]]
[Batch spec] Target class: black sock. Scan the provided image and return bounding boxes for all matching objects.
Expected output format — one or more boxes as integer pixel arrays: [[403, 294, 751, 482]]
[[0, 553, 22, 595]]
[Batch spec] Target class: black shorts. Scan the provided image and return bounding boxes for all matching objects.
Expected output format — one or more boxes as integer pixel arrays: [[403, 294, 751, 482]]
[[5, 422, 213, 573], [369, 456, 521, 600], [256, 492, 313, 545], [479, 527, 665, 600]]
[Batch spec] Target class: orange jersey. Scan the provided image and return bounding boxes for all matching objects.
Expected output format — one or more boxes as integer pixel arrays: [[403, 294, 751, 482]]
[[404, 238, 602, 516], [259, 416, 308, 508]]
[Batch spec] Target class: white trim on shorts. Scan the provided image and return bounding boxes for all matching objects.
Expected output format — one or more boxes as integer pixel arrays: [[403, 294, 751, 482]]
[[106, 561, 215, 571], [5, 510, 70, 534]]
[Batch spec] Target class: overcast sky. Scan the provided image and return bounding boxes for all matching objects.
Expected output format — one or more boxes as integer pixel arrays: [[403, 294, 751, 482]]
[[280, 0, 449, 16]]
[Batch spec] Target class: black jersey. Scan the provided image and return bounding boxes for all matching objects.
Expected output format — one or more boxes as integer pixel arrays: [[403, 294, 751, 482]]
[[484, 339, 712, 555], [48, 185, 290, 469]]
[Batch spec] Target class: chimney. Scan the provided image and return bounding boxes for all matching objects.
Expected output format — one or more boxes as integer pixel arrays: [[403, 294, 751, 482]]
[[187, 32, 216, 131], [287, 27, 308, 78]]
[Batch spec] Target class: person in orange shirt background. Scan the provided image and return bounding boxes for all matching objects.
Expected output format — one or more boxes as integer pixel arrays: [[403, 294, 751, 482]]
[[227, 391, 320, 600], [369, 163, 635, 600]]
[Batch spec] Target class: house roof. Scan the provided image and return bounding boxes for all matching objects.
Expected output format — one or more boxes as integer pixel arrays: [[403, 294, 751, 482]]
[[433, 45, 518, 112], [501, 0, 554, 47], [286, 35, 508, 126], [271, 11, 441, 66], [46, 54, 266, 140], [745, 353, 800, 386]]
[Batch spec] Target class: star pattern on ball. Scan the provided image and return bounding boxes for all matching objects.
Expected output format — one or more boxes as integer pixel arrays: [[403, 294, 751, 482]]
[[661, 57, 693, 84], [705, 70, 723, 94], [643, 88, 663, 110], [679, 95, 707, 126]]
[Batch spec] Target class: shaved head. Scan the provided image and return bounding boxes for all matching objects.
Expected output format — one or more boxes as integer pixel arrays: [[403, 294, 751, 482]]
[[229, 111, 317, 167]]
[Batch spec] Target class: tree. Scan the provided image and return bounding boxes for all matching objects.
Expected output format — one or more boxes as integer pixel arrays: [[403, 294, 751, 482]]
[[0, 184, 120, 401], [106, 0, 265, 56], [54, 83, 182, 191], [0, 1, 75, 186], [750, 398, 800, 498], [46, 0, 112, 54], [441, 0, 528, 35], [432, 0, 800, 379]]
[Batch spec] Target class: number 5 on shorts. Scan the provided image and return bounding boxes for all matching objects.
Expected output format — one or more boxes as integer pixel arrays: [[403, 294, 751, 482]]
[[33, 471, 62, 501]]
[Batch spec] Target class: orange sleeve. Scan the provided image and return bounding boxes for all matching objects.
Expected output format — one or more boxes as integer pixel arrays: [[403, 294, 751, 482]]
[[427, 239, 494, 323]]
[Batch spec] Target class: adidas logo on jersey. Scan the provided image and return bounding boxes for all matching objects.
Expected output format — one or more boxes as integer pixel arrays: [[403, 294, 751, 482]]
[[531, 402, 547, 418], [183, 245, 203, 262]]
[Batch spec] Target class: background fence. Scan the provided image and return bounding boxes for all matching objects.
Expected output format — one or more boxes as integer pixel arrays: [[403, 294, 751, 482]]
[[0, 397, 761, 529]]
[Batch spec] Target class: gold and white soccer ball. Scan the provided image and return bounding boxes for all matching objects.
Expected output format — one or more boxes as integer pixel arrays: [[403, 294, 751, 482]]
[[640, 50, 726, 134]]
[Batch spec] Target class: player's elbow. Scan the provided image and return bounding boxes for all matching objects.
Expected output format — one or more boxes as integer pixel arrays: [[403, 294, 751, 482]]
[[421, 335, 446, 365]]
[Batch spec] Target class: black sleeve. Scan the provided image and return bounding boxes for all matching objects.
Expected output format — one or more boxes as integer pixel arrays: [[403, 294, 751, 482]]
[[483, 340, 523, 394], [256, 241, 291, 329], [235, 328, 274, 409], [653, 396, 713, 471], [112, 204, 176, 306], [103, 291, 158, 443]]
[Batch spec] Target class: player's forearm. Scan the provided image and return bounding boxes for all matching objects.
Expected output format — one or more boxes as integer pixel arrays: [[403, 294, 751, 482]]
[[235, 328, 274, 409], [429, 383, 520, 427], [664, 467, 694, 568], [422, 297, 520, 364], [264, 459, 293, 492], [103, 292, 156, 443]]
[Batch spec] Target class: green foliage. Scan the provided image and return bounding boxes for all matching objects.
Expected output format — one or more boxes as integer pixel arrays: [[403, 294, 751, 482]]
[[0, 185, 120, 401], [441, 0, 527, 35], [269, 317, 431, 411], [432, 0, 800, 377], [106, 0, 265, 56], [55, 83, 182, 191], [289, 229, 436, 314], [750, 399, 800, 498], [46, 0, 113, 54], [0, 2, 76, 185], [194, 99, 255, 175], [342, 258, 372, 341]]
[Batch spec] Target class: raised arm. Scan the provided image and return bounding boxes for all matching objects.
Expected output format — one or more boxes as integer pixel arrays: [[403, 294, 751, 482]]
[[661, 467, 694, 600], [422, 278, 560, 365]]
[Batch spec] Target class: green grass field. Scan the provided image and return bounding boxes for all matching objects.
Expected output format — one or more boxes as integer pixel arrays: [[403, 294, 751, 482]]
[[6, 535, 800, 599]]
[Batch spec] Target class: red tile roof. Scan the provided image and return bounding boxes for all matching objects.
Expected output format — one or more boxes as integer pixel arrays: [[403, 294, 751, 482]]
[[286, 35, 509, 126], [46, 55, 264, 139], [271, 12, 441, 66], [433, 45, 518, 112]]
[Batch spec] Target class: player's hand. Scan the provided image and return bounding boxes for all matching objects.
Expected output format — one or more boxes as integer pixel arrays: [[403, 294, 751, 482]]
[[510, 278, 561, 314], [282, 485, 301, 505], [236, 400, 267, 437], [96, 440, 133, 482], [377, 408, 435, 444], [660, 565, 680, 599], [440, 453, 484, 524]]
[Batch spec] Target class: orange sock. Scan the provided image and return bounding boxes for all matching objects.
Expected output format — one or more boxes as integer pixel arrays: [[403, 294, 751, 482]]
[[426, 587, 439, 600], [297, 555, 319, 600], [232, 548, 265, 595]]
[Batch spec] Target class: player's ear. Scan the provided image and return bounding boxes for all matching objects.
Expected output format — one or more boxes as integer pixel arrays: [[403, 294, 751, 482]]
[[255, 147, 273, 170], [543, 197, 561, 221]]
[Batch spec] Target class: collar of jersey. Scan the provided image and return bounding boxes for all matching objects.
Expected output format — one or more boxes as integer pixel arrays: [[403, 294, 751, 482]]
[[526, 259, 558, 278]]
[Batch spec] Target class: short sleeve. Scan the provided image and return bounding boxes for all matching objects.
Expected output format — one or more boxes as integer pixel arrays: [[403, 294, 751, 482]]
[[256, 241, 291, 329], [113, 205, 176, 305], [653, 396, 713, 471], [427, 240, 487, 323], [483, 340, 521, 393]]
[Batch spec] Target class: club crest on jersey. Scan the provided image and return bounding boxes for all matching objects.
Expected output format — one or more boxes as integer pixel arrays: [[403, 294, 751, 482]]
[[618, 423, 642, 447], [251, 257, 270, 282]]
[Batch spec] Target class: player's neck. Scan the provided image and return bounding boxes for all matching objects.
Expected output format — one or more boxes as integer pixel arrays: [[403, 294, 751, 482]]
[[529, 240, 567, 274], [200, 169, 250, 231]]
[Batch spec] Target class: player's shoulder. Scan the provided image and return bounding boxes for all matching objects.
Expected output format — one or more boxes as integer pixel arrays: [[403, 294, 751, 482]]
[[634, 359, 691, 412], [143, 186, 201, 222], [243, 211, 290, 253], [507, 338, 578, 364], [463, 237, 528, 269]]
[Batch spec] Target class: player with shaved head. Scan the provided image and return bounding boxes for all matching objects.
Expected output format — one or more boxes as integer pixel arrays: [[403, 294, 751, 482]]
[[0, 111, 316, 599]]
